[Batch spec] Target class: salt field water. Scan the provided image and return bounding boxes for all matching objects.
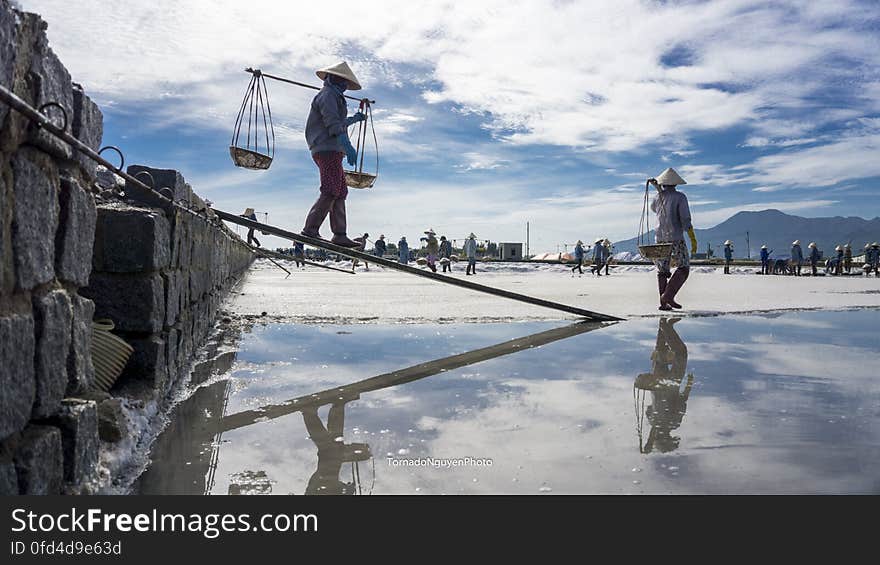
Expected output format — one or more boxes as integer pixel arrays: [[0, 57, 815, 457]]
[[133, 307, 880, 495]]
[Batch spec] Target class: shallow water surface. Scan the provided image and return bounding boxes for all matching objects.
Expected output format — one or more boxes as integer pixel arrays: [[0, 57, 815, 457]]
[[134, 310, 880, 494]]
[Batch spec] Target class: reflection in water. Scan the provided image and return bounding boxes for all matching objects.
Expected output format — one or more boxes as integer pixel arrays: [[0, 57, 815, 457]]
[[220, 321, 607, 495], [634, 318, 694, 454], [134, 310, 880, 494]]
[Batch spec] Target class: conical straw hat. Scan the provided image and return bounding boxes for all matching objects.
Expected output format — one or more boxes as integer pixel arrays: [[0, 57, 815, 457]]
[[792, 240, 800, 245], [468, 233, 476, 238], [243, 207, 254, 216], [808, 242, 816, 248], [576, 240, 583, 245], [655, 167, 687, 185], [595, 238, 603, 244], [316, 61, 362, 90], [844, 243, 851, 248], [724, 240, 732, 245], [761, 245, 767, 249], [425, 228, 435, 235]]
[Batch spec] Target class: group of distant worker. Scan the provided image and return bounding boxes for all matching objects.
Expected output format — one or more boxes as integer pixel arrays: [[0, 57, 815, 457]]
[[721, 240, 880, 276], [570, 238, 614, 276], [366, 229, 481, 275]]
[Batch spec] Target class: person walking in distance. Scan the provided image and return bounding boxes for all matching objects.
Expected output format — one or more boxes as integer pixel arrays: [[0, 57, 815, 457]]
[[464, 233, 478, 275]]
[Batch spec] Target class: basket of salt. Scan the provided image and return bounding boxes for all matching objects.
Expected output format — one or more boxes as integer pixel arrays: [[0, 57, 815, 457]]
[[229, 146, 273, 170], [344, 171, 376, 189], [638, 243, 673, 260]]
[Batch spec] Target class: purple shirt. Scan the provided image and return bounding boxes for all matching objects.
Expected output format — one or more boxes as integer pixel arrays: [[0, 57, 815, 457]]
[[651, 187, 693, 243]]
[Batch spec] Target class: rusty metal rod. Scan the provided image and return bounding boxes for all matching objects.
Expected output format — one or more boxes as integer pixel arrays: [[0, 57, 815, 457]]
[[214, 209, 623, 322]]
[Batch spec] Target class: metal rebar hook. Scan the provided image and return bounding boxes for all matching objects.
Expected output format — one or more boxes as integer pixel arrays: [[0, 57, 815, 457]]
[[37, 101, 68, 132]]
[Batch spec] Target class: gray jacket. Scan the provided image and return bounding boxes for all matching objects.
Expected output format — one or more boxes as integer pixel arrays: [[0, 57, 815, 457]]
[[305, 82, 347, 154], [651, 187, 693, 243]]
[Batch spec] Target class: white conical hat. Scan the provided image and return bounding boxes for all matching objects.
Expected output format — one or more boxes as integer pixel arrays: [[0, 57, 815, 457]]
[[808, 242, 816, 248], [866, 243, 872, 249], [243, 207, 254, 216], [424, 228, 435, 235], [724, 240, 733, 245], [792, 240, 800, 245], [874, 242, 880, 247], [844, 243, 851, 248], [576, 240, 583, 245], [761, 245, 767, 249], [835, 245, 842, 251], [595, 238, 603, 244], [468, 233, 476, 238], [316, 61, 362, 90], [655, 167, 687, 186]]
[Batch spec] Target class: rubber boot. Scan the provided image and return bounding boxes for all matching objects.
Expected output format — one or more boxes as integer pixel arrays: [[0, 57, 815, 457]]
[[660, 268, 688, 310], [302, 192, 335, 239], [657, 273, 671, 310]]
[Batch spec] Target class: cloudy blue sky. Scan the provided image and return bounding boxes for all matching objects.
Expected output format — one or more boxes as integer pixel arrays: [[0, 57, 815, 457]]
[[20, 0, 880, 251]]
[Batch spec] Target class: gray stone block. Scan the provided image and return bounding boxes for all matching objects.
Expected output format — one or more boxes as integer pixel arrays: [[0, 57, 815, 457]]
[[81, 272, 165, 333], [97, 398, 126, 443], [126, 165, 188, 204], [162, 270, 180, 327], [0, 458, 16, 495], [10, 149, 59, 290], [0, 0, 16, 128], [56, 176, 96, 286], [92, 204, 170, 273], [32, 289, 72, 418], [52, 399, 98, 486], [13, 424, 62, 495], [71, 85, 103, 181], [122, 335, 167, 391], [67, 294, 95, 395], [0, 313, 35, 439], [27, 36, 74, 160], [0, 168, 12, 295], [165, 327, 179, 384]]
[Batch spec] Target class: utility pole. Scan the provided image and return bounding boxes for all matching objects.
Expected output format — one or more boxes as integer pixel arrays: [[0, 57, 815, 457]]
[[746, 231, 750, 259], [526, 222, 530, 259]]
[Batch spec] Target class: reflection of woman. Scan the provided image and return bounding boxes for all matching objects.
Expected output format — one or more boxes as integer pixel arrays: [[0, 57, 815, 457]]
[[634, 318, 694, 453], [301, 401, 371, 495]]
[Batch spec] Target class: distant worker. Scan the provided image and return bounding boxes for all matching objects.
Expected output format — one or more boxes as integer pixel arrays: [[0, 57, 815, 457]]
[[591, 238, 606, 276], [834, 245, 844, 275], [844, 243, 853, 274], [301, 62, 367, 248], [241, 208, 260, 248], [869, 242, 880, 276], [398, 236, 409, 265], [603, 239, 613, 275], [374, 234, 387, 258], [808, 242, 820, 276], [464, 233, 478, 275], [293, 241, 305, 268], [648, 168, 697, 311], [571, 240, 585, 275], [723, 240, 733, 274], [760, 245, 771, 275], [439, 235, 453, 272], [421, 229, 440, 272], [790, 240, 803, 276]]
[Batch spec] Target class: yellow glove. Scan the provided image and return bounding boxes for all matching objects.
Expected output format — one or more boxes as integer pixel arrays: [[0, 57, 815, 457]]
[[687, 227, 698, 256]]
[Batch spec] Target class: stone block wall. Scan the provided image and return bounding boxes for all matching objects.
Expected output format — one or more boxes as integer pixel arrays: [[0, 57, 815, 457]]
[[1, 0, 102, 495], [0, 1, 254, 494], [82, 166, 253, 397]]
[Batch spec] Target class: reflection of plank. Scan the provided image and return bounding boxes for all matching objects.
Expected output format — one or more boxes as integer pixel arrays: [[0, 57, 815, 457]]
[[215, 209, 622, 321], [219, 320, 610, 433]]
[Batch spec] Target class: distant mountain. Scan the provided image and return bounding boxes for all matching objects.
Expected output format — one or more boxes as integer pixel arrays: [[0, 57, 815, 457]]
[[614, 209, 880, 259]]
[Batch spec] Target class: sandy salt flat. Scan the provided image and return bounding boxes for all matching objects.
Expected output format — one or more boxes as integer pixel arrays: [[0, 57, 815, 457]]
[[227, 259, 880, 323]]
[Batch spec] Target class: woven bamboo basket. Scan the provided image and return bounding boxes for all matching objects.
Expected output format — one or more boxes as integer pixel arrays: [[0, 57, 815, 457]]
[[344, 170, 376, 189], [90, 319, 134, 392], [638, 243, 674, 260], [229, 146, 273, 170]]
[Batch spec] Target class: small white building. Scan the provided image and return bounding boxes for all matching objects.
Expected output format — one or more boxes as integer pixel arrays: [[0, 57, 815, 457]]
[[499, 242, 523, 261]]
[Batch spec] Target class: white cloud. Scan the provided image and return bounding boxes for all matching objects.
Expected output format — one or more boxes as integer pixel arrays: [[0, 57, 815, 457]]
[[21, 0, 880, 153]]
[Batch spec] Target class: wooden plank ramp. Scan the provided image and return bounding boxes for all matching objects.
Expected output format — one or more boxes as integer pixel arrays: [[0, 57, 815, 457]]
[[215, 209, 623, 322]]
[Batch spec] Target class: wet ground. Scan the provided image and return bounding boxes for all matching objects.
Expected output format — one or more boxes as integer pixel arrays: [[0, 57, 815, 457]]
[[133, 309, 880, 495]]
